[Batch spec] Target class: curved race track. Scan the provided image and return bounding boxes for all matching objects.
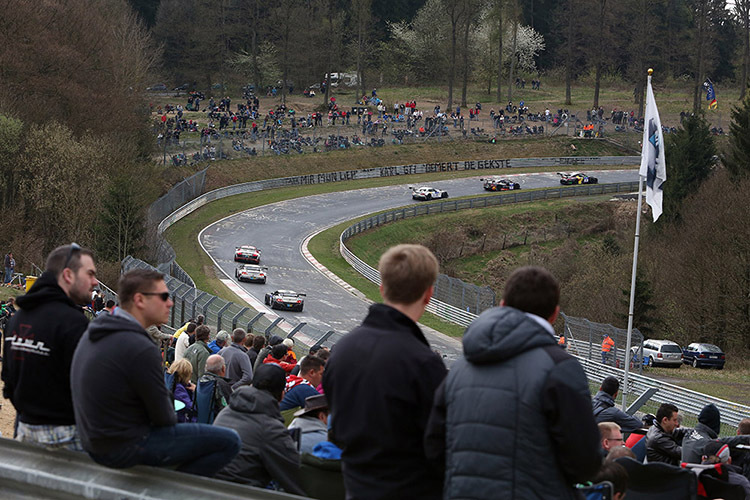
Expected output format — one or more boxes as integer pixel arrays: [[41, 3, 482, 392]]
[[199, 169, 638, 362]]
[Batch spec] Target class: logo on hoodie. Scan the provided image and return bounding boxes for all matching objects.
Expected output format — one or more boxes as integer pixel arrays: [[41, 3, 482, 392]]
[[6, 324, 51, 357]]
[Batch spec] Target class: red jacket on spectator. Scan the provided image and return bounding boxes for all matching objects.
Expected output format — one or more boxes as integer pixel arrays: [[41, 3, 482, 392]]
[[262, 355, 295, 373]]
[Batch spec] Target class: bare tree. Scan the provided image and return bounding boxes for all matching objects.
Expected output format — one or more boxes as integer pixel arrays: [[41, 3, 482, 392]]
[[494, 0, 504, 103], [507, 0, 519, 102], [460, 0, 480, 107], [444, 0, 468, 111], [736, 0, 750, 99], [353, 0, 372, 98]]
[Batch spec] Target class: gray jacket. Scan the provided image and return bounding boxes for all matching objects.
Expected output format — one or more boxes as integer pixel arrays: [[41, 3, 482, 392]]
[[426, 307, 601, 500], [681, 422, 750, 464], [289, 415, 328, 455], [592, 391, 644, 433], [219, 343, 253, 390]]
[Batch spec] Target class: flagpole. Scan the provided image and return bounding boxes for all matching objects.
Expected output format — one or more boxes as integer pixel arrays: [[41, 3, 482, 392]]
[[622, 69, 652, 411]]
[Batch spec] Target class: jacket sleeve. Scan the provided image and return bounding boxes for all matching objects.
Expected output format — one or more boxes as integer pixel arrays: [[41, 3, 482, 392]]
[[655, 431, 684, 460], [261, 428, 305, 496], [424, 378, 447, 467], [132, 344, 177, 427], [541, 350, 601, 484], [720, 435, 750, 449], [231, 352, 254, 390], [608, 407, 645, 433]]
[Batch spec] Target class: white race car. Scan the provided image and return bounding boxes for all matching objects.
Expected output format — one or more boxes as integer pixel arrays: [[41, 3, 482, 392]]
[[410, 186, 449, 201], [235, 264, 268, 284]]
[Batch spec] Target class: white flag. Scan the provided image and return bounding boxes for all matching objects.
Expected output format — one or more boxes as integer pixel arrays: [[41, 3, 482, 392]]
[[639, 76, 667, 222]]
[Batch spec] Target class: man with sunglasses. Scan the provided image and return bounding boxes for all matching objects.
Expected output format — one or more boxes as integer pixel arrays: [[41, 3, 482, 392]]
[[71, 269, 240, 477], [2, 243, 98, 450]]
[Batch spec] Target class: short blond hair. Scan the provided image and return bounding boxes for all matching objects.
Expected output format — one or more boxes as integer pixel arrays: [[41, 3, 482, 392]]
[[168, 358, 193, 385], [598, 421, 621, 440], [378, 244, 438, 305]]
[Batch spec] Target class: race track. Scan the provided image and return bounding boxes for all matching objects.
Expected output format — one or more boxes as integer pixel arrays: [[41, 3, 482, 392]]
[[199, 169, 639, 362]]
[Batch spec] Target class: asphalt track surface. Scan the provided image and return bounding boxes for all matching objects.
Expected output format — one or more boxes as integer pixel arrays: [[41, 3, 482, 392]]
[[199, 169, 638, 363]]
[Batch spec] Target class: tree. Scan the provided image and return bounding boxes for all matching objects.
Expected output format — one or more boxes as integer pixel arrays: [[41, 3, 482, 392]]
[[661, 114, 716, 223], [352, 0, 373, 98], [620, 272, 660, 337], [506, 0, 520, 102], [722, 93, 750, 178], [94, 173, 148, 262], [0, 114, 23, 210], [736, 0, 750, 99]]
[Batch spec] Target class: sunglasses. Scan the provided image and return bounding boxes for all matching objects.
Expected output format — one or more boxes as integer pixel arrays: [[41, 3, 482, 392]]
[[63, 243, 81, 269], [139, 292, 171, 301]]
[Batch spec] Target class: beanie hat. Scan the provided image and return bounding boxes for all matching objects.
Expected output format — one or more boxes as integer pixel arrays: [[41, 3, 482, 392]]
[[268, 335, 284, 346], [703, 441, 731, 463], [698, 403, 721, 435], [252, 364, 286, 400]]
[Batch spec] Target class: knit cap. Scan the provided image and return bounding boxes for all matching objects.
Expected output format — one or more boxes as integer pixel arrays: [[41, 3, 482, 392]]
[[698, 403, 721, 435]]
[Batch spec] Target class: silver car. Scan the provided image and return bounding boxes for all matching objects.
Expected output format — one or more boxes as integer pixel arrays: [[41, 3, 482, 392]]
[[637, 339, 683, 367]]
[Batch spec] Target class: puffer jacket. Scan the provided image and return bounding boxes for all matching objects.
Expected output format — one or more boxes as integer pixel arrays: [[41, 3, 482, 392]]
[[592, 390, 644, 432], [213, 386, 304, 495], [426, 306, 601, 500]]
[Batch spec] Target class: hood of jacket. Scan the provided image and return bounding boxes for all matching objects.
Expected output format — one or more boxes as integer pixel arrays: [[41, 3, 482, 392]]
[[462, 306, 556, 365], [592, 391, 615, 413], [85, 310, 148, 342], [229, 385, 283, 422], [290, 415, 327, 434], [16, 271, 78, 311]]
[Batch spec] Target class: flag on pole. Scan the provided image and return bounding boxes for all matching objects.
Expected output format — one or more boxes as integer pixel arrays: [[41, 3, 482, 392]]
[[640, 75, 666, 222], [704, 79, 718, 109]]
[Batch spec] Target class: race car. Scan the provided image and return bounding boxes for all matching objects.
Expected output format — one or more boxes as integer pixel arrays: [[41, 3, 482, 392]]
[[264, 290, 306, 312], [558, 172, 599, 185], [481, 177, 521, 191], [234, 245, 261, 263], [235, 264, 268, 284], [410, 186, 449, 201]]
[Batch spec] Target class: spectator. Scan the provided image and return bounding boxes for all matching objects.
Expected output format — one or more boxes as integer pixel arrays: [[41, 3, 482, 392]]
[[184, 325, 212, 384], [605, 446, 637, 462], [145, 325, 172, 347], [592, 376, 644, 432], [218, 328, 253, 389], [324, 244, 447, 499], [214, 364, 305, 495], [280, 355, 324, 411], [71, 269, 240, 476], [289, 394, 329, 455], [681, 403, 750, 464], [253, 334, 282, 372], [174, 322, 196, 362], [3, 251, 14, 284], [282, 338, 297, 364], [735, 418, 750, 481], [263, 344, 296, 373], [102, 299, 116, 314], [167, 359, 196, 423], [207, 329, 230, 354], [247, 335, 265, 367], [2, 244, 97, 450], [600, 422, 625, 457], [646, 402, 692, 465], [425, 266, 601, 499], [625, 413, 656, 448], [592, 461, 628, 500], [702, 440, 750, 498], [197, 354, 233, 423], [601, 334, 615, 364], [242, 332, 255, 353]]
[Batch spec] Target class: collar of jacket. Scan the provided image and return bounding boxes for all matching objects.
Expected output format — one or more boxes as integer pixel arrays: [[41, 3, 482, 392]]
[[363, 303, 429, 347], [16, 270, 80, 311], [231, 342, 248, 352]]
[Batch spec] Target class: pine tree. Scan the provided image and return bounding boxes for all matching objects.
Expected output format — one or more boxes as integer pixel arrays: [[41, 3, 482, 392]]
[[722, 92, 750, 178], [661, 114, 716, 223], [620, 272, 660, 337], [94, 174, 147, 262]]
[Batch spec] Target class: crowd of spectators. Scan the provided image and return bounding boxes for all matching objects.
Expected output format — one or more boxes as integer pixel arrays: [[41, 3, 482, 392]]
[[2, 243, 750, 499]]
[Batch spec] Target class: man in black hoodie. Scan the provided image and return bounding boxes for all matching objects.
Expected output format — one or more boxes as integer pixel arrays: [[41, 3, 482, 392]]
[[71, 269, 240, 477], [2, 243, 98, 450]]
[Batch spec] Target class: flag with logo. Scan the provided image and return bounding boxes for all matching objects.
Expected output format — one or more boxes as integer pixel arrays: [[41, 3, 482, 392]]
[[640, 76, 666, 222], [704, 79, 718, 109]]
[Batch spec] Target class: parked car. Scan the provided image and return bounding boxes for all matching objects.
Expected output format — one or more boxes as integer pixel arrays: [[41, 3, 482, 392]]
[[636, 339, 683, 367], [146, 83, 167, 92], [682, 343, 726, 369]]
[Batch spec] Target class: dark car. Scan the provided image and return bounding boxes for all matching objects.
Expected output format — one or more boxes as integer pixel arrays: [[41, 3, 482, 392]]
[[481, 177, 521, 191], [682, 343, 726, 369], [264, 290, 306, 312], [558, 172, 599, 185]]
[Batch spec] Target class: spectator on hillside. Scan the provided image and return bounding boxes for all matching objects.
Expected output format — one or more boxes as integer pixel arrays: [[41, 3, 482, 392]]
[[184, 325, 212, 384], [2, 244, 98, 450], [702, 440, 750, 498], [263, 344, 296, 373], [253, 334, 282, 372], [681, 403, 750, 464], [289, 394, 329, 455], [599, 422, 624, 458], [3, 251, 14, 284], [214, 364, 305, 494], [605, 446, 636, 463], [280, 355, 325, 411], [197, 354, 233, 424], [146, 325, 172, 347], [218, 328, 253, 389], [207, 330, 230, 354], [593, 376, 644, 432], [646, 403, 692, 465], [247, 335, 265, 367], [281, 338, 297, 364], [425, 266, 601, 499], [324, 244, 447, 499], [71, 269, 240, 476], [174, 322, 196, 362], [592, 461, 628, 500], [167, 359, 196, 423], [102, 299, 115, 314]]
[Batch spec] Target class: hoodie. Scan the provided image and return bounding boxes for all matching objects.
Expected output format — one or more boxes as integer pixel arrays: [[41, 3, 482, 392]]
[[70, 310, 176, 456], [1, 271, 89, 425]]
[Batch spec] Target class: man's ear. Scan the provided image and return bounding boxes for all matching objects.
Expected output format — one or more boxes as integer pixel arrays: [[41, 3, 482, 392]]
[[423, 286, 434, 306], [548, 305, 560, 324]]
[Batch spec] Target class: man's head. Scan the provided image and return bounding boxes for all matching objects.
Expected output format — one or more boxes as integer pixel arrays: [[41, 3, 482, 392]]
[[600, 376, 620, 398], [300, 355, 325, 387], [243, 333, 255, 349], [45, 244, 98, 305], [656, 403, 680, 434], [378, 244, 438, 307], [598, 422, 623, 452], [593, 462, 628, 500], [186, 322, 197, 335], [232, 328, 246, 344], [271, 344, 288, 360], [117, 269, 173, 329], [605, 446, 636, 463], [196, 314, 205, 325], [216, 330, 231, 348], [294, 394, 329, 424], [698, 403, 721, 435], [282, 338, 294, 350], [105, 299, 115, 311], [195, 325, 211, 343], [500, 266, 560, 323], [205, 354, 226, 376], [738, 418, 750, 436], [702, 441, 732, 465], [252, 364, 286, 401], [252, 335, 266, 351]]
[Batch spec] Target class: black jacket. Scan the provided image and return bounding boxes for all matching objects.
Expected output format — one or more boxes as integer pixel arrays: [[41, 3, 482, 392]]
[[1, 271, 89, 425], [213, 386, 304, 495], [70, 311, 176, 455], [322, 303, 448, 500], [425, 306, 601, 500], [646, 422, 691, 465], [592, 390, 644, 433]]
